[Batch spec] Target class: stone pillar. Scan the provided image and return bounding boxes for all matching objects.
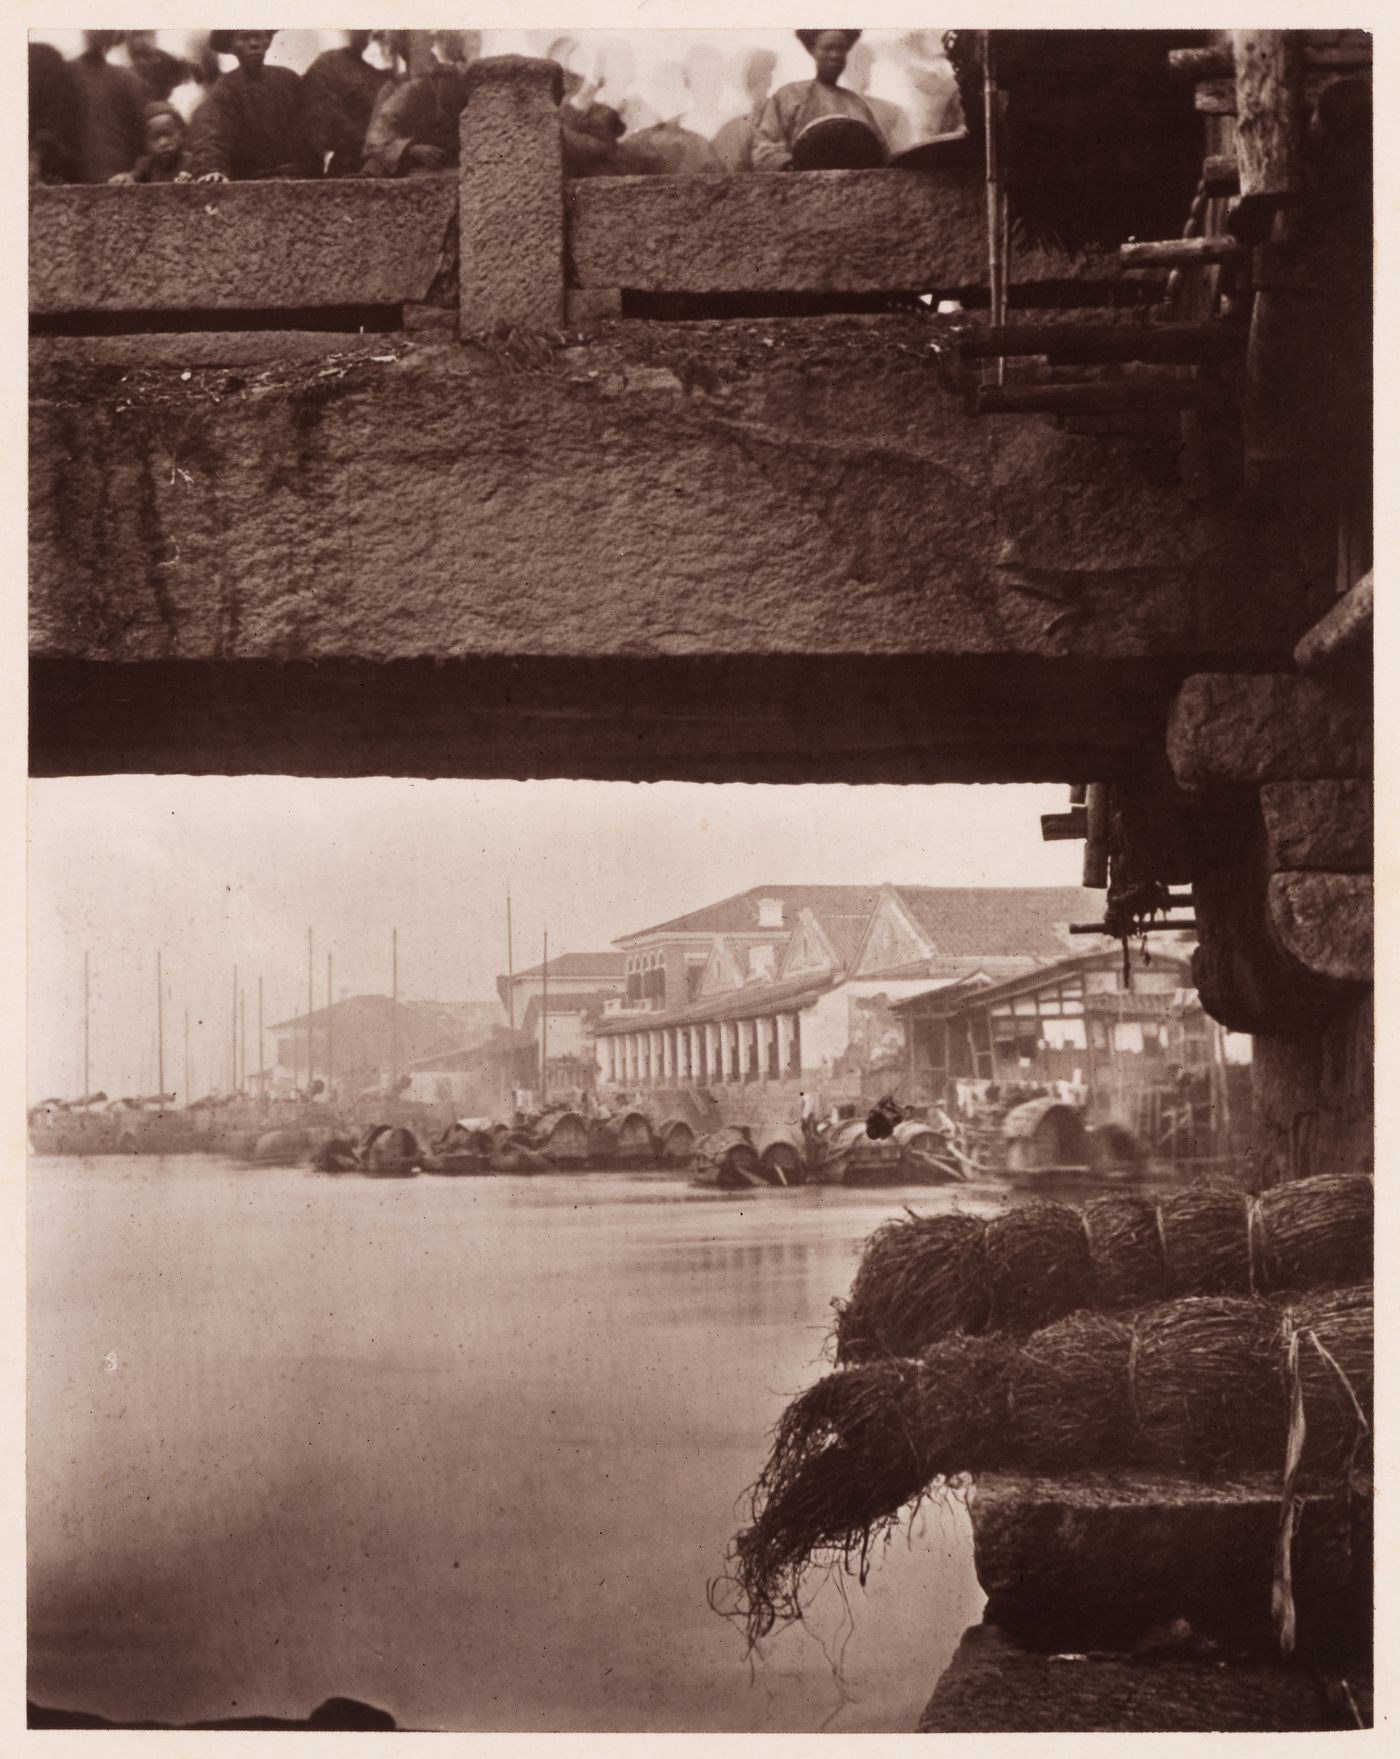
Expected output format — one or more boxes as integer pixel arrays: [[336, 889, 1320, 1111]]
[[777, 1013, 792, 1075], [459, 57, 565, 335]]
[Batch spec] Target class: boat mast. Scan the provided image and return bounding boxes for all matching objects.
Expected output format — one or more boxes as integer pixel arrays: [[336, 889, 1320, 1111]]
[[232, 964, 239, 1094], [540, 928, 548, 1107], [257, 976, 264, 1095], [326, 952, 334, 1097], [306, 927, 314, 1093], [240, 990, 247, 1100], [184, 1005, 190, 1107], [390, 927, 399, 1090], [83, 951, 90, 1103], [156, 950, 165, 1106], [506, 887, 515, 1033]]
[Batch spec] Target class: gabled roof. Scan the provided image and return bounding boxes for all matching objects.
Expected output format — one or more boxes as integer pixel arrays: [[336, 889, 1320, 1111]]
[[893, 887, 1106, 961], [507, 951, 626, 981], [618, 885, 887, 943], [270, 993, 446, 1032], [890, 946, 1193, 1015]]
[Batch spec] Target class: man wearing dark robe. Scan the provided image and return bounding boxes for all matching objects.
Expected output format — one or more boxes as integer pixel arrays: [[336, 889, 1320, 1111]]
[[302, 29, 389, 177], [185, 30, 318, 182], [360, 32, 479, 177], [30, 42, 80, 183], [67, 31, 146, 183]]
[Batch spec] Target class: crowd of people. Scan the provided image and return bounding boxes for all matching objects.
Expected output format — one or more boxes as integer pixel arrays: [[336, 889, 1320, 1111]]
[[29, 29, 965, 187]]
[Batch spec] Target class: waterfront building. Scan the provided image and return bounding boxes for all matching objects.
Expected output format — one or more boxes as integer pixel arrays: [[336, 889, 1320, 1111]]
[[496, 951, 626, 1027], [268, 994, 498, 1098], [596, 884, 1106, 1122]]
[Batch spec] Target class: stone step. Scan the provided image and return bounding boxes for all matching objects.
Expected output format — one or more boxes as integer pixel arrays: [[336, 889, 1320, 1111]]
[[919, 1623, 1367, 1733], [969, 1469, 1370, 1664]]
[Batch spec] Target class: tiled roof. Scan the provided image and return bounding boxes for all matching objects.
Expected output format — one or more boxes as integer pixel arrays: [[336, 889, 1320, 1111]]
[[270, 993, 447, 1032], [894, 887, 1106, 961], [595, 971, 839, 1033], [890, 946, 1193, 1014], [509, 950, 626, 980], [619, 885, 887, 942]]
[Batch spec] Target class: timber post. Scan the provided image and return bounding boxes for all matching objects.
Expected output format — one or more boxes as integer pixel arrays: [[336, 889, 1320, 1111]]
[[458, 56, 566, 337]]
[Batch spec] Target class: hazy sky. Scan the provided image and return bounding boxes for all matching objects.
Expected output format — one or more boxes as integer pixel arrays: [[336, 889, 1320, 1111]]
[[28, 778, 1079, 1101]]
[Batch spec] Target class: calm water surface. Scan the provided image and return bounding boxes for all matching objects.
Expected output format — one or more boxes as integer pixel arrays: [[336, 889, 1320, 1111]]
[[29, 1156, 1021, 1732]]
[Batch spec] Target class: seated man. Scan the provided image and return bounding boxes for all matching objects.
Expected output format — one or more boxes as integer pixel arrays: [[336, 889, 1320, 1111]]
[[184, 30, 318, 182], [360, 30, 478, 177], [752, 29, 886, 171]]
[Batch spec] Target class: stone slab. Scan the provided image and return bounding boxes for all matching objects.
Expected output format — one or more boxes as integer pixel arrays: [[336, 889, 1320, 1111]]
[[29, 178, 457, 314], [459, 58, 564, 333], [29, 333, 411, 370], [1167, 674, 1372, 786], [29, 320, 1309, 668], [970, 1471, 1367, 1659], [1261, 779, 1372, 871], [567, 164, 1117, 294], [1269, 872, 1373, 983], [919, 1624, 1360, 1733]]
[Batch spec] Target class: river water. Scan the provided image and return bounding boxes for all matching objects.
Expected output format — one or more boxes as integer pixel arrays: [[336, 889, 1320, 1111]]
[[28, 1155, 1018, 1733]]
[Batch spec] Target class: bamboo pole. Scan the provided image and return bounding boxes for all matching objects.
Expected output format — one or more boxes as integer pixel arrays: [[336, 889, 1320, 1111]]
[[982, 31, 1006, 386], [391, 928, 399, 1088], [307, 927, 314, 1092], [506, 888, 515, 1033], [257, 976, 263, 1095], [540, 929, 548, 1106], [232, 965, 239, 1094], [83, 951, 90, 1105], [326, 952, 334, 1097]]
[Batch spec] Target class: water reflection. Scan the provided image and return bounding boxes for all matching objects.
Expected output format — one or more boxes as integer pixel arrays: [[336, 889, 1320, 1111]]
[[29, 1157, 989, 1732]]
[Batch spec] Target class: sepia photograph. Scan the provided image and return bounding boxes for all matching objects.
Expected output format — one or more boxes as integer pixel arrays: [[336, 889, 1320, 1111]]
[[26, 20, 1373, 1738]]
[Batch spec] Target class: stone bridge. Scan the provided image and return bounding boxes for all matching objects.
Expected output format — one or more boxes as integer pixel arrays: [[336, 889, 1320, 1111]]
[[30, 52, 1371, 1183]]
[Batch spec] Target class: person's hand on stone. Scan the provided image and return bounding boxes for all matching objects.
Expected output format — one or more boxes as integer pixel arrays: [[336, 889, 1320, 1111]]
[[108, 172, 135, 184], [197, 171, 228, 183]]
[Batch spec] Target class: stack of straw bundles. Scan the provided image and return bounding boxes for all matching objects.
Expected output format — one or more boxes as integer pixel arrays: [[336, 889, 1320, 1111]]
[[728, 1284, 1371, 1644], [834, 1174, 1372, 1363]]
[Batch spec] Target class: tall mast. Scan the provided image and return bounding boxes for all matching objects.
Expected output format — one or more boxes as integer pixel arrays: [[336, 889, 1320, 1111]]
[[184, 1006, 190, 1107], [391, 928, 399, 1088], [326, 952, 334, 1096], [506, 887, 515, 1032], [257, 976, 264, 1095], [240, 990, 247, 1100], [232, 965, 239, 1094], [83, 951, 90, 1103], [540, 928, 548, 1105], [307, 928, 314, 1091], [156, 950, 165, 1104]]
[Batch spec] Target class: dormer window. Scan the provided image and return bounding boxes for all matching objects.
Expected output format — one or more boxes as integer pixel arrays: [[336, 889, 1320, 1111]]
[[757, 897, 785, 929], [748, 944, 776, 981]]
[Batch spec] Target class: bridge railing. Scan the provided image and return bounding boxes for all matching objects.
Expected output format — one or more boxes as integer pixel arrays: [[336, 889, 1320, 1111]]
[[31, 55, 1114, 334]]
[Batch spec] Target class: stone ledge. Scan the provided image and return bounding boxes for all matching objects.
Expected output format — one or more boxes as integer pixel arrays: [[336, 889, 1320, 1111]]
[[1269, 873, 1373, 983], [919, 1623, 1363, 1733], [1261, 779, 1372, 871], [1167, 674, 1372, 787], [970, 1470, 1368, 1660], [29, 177, 458, 314], [567, 164, 1118, 294]]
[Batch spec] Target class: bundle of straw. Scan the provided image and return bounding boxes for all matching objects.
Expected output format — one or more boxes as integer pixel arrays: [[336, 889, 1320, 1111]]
[[730, 1285, 1371, 1643], [832, 1174, 1371, 1364]]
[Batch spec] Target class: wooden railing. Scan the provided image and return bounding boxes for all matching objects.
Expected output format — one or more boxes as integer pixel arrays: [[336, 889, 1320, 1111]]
[[31, 54, 1112, 334]]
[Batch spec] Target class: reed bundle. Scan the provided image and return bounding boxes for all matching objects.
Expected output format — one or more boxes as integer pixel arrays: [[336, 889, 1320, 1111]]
[[833, 1175, 1371, 1364], [729, 1285, 1370, 1644]]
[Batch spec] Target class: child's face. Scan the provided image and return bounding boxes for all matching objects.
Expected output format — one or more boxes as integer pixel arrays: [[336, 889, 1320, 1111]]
[[146, 114, 183, 164]]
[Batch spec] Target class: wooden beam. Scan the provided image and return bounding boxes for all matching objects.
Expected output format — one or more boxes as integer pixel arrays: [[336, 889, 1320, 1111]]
[[1169, 46, 1234, 82], [1120, 237, 1246, 268], [1083, 783, 1109, 889], [1041, 807, 1088, 842], [977, 381, 1201, 417], [1233, 31, 1304, 211], [1202, 154, 1241, 196], [1294, 572, 1373, 672], [959, 322, 1234, 365]]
